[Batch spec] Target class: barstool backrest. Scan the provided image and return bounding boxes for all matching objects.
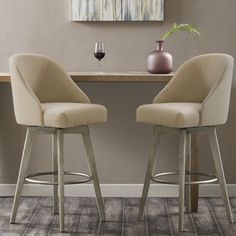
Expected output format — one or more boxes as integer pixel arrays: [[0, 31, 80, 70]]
[[154, 54, 234, 126], [9, 53, 90, 126]]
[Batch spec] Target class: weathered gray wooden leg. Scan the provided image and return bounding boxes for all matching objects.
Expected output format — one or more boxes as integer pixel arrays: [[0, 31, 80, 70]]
[[57, 129, 64, 232], [208, 127, 233, 223], [10, 127, 36, 223], [138, 126, 162, 220], [179, 129, 187, 232], [82, 126, 105, 221], [52, 133, 58, 214], [185, 132, 191, 213], [190, 134, 199, 212]]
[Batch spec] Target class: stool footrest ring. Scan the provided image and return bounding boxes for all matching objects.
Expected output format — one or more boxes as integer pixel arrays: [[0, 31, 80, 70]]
[[25, 171, 92, 185], [151, 171, 218, 185]]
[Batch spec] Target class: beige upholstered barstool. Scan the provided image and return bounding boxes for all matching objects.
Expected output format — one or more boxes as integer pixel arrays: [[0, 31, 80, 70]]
[[137, 54, 234, 231], [9, 54, 106, 232]]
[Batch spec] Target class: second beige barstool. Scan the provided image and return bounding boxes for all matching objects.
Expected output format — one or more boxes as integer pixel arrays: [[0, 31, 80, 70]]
[[9, 53, 107, 232], [137, 54, 234, 231]]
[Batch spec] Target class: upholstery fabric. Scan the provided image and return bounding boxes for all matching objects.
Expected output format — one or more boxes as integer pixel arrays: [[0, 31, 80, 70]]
[[42, 103, 107, 128], [137, 103, 202, 128], [137, 54, 234, 128], [9, 53, 107, 128]]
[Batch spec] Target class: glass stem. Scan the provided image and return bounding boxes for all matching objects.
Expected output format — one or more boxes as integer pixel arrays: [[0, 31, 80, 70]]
[[99, 60, 101, 72]]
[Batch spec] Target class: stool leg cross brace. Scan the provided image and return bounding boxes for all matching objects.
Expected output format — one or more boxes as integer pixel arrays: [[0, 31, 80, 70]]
[[138, 125, 234, 232], [10, 126, 105, 232]]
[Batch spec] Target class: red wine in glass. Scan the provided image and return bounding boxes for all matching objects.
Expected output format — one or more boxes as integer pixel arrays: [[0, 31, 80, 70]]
[[94, 52, 105, 61], [94, 42, 105, 72]]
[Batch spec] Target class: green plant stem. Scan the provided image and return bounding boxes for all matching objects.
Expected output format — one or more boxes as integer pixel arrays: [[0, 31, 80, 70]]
[[161, 23, 200, 41]]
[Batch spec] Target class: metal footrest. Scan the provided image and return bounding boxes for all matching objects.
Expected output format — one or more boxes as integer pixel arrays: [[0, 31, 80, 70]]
[[151, 171, 218, 185], [25, 171, 92, 185]]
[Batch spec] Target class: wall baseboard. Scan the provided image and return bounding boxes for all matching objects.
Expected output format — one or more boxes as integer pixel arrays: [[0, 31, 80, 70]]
[[1, 184, 236, 197]]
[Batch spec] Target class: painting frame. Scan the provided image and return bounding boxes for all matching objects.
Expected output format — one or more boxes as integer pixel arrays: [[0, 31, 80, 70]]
[[71, 0, 164, 22]]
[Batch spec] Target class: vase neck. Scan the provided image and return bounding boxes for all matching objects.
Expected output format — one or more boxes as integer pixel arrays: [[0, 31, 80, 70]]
[[156, 40, 164, 50]]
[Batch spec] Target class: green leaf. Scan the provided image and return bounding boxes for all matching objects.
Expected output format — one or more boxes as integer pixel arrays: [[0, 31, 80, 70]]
[[161, 23, 200, 41]]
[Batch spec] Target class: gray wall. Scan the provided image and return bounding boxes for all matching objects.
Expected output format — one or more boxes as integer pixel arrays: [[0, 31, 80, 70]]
[[0, 0, 236, 184]]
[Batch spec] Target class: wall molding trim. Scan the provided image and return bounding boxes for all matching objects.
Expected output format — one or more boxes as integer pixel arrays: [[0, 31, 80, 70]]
[[1, 184, 236, 197]]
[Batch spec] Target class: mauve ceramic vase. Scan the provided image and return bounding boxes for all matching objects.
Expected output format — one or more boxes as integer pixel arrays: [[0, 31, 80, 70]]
[[147, 40, 173, 74]]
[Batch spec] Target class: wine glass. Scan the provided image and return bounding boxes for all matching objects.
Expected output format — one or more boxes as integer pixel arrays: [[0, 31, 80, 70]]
[[94, 42, 105, 72]]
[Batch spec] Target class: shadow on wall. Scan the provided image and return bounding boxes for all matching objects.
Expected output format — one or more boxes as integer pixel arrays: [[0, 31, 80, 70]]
[[218, 85, 236, 181], [0, 84, 26, 184], [198, 83, 236, 182]]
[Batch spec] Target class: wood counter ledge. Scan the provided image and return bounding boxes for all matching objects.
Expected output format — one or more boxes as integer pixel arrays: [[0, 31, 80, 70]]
[[0, 72, 174, 83]]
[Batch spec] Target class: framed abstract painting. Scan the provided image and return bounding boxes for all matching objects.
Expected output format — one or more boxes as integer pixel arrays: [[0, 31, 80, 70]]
[[71, 0, 164, 21]]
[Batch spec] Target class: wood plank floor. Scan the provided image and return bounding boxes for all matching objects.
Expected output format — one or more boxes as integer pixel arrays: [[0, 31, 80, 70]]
[[0, 197, 235, 235]]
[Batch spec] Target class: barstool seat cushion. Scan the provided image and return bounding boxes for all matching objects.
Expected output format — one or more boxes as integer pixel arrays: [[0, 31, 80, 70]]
[[42, 103, 107, 128], [137, 103, 202, 128]]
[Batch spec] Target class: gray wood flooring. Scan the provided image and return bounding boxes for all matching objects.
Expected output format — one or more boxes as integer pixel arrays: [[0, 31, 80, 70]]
[[0, 197, 235, 235]]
